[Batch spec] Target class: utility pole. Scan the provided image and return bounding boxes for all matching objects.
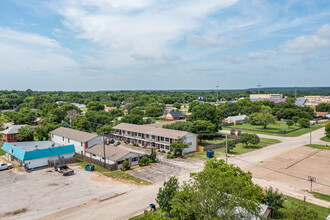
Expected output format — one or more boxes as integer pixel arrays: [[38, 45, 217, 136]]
[[257, 85, 261, 94], [308, 176, 316, 191], [225, 134, 228, 164], [102, 132, 106, 168], [216, 85, 219, 104], [302, 196, 306, 220], [310, 123, 312, 145]]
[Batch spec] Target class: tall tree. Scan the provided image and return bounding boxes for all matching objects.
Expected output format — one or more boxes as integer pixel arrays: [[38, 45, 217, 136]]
[[255, 106, 276, 129]]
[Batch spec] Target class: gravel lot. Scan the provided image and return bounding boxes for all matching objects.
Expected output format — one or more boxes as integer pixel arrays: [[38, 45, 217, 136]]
[[0, 165, 136, 220]]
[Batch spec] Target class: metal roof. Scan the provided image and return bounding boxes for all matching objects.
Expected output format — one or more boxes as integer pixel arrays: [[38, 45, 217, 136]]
[[50, 127, 99, 142], [168, 111, 186, 118], [0, 125, 27, 135], [225, 115, 248, 121], [1, 142, 75, 161]]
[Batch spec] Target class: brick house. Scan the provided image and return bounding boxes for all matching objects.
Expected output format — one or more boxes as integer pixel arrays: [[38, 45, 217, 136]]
[[1, 125, 33, 144]]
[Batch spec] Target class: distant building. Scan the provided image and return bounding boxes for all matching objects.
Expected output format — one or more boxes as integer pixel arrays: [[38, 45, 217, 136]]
[[85, 145, 141, 169], [160, 111, 187, 121], [1, 141, 75, 170], [50, 127, 104, 156], [164, 104, 177, 113], [104, 107, 117, 112], [224, 115, 249, 125], [250, 94, 286, 103], [1, 125, 33, 144], [296, 96, 330, 107], [113, 123, 198, 153]]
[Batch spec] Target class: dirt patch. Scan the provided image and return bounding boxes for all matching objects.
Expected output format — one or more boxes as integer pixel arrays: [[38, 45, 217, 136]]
[[0, 208, 28, 218], [91, 175, 110, 182]]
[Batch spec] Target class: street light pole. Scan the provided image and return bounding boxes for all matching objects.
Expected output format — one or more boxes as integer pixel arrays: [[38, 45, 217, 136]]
[[216, 85, 219, 103], [310, 123, 312, 145]]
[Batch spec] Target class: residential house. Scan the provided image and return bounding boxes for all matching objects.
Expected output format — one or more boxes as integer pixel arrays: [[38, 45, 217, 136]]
[[104, 107, 117, 112], [224, 115, 249, 125], [85, 144, 141, 169], [1, 141, 75, 170], [50, 127, 104, 155], [1, 125, 33, 144], [161, 111, 187, 121], [113, 123, 198, 153]]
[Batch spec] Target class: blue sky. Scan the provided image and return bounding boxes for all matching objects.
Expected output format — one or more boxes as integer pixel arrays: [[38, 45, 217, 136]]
[[0, 0, 330, 91]]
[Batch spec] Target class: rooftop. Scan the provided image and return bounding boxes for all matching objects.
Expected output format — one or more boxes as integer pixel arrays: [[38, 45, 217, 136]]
[[50, 127, 99, 142], [113, 123, 192, 139], [8, 141, 61, 151], [86, 144, 137, 161], [225, 115, 248, 121], [0, 125, 27, 135]]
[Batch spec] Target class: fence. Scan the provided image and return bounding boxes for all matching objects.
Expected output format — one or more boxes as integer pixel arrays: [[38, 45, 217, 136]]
[[47, 157, 77, 167], [75, 153, 117, 171], [229, 127, 303, 134], [202, 135, 240, 151]]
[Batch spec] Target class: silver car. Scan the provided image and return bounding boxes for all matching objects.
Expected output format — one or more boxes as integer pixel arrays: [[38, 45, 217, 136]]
[[0, 163, 12, 171]]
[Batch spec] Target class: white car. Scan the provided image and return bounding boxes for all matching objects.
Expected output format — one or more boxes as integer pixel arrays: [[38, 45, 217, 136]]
[[0, 163, 12, 171]]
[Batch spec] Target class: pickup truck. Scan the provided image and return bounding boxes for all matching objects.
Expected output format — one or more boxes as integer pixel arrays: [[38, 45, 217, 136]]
[[54, 164, 74, 176], [0, 163, 12, 171]]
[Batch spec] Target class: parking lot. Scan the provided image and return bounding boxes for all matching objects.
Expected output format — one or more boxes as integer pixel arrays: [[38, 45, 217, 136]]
[[128, 158, 204, 183], [0, 165, 137, 220]]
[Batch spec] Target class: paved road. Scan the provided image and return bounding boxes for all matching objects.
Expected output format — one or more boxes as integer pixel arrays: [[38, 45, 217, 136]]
[[44, 126, 329, 219]]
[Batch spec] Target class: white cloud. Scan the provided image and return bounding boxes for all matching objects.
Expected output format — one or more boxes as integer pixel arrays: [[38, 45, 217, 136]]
[[188, 35, 235, 47], [247, 52, 267, 59], [282, 24, 330, 54], [0, 27, 77, 89]]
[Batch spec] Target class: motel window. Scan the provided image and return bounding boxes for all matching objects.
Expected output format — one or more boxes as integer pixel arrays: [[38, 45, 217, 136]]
[[92, 154, 96, 157], [138, 133, 142, 137], [165, 145, 170, 150], [10, 134, 14, 138], [138, 140, 142, 144], [81, 142, 83, 147], [128, 131, 131, 135], [160, 137, 164, 141], [132, 157, 138, 162], [62, 137, 64, 141], [68, 138, 70, 143], [152, 135, 155, 139], [118, 160, 123, 165], [165, 138, 169, 142], [146, 134, 150, 139], [102, 157, 105, 160], [51, 134, 54, 139]]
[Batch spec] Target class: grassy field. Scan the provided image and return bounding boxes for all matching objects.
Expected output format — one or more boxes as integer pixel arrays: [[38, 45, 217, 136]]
[[198, 138, 226, 147], [186, 137, 280, 160], [129, 209, 169, 220], [224, 122, 323, 137], [321, 136, 330, 142], [305, 144, 330, 150], [76, 159, 151, 185], [0, 149, 5, 156], [275, 195, 330, 219], [310, 191, 330, 202]]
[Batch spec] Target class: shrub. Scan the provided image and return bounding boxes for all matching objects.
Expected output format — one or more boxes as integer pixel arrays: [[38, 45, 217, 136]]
[[156, 177, 179, 214], [325, 123, 330, 138], [262, 187, 285, 211], [132, 143, 140, 147], [237, 129, 242, 136], [167, 151, 171, 154], [122, 160, 130, 171], [227, 141, 236, 152], [139, 162, 144, 167], [298, 118, 310, 128], [286, 120, 294, 127], [240, 133, 260, 146], [150, 148, 157, 162], [140, 156, 149, 166]]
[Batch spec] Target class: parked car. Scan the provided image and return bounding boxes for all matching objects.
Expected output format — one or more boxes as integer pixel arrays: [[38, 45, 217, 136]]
[[114, 141, 121, 146], [0, 163, 12, 171], [54, 164, 74, 176]]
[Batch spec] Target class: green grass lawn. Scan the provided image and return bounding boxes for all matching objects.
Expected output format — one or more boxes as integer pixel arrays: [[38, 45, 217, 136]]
[[321, 136, 330, 142], [76, 159, 151, 185], [305, 144, 330, 150], [129, 209, 169, 220], [275, 195, 330, 219], [224, 122, 323, 137], [0, 149, 5, 156], [186, 137, 280, 160], [310, 191, 330, 202], [198, 138, 226, 147]]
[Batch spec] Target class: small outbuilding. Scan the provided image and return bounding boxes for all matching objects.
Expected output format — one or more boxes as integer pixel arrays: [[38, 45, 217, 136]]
[[224, 115, 249, 125], [161, 111, 187, 121], [85, 145, 140, 169], [1, 141, 75, 170]]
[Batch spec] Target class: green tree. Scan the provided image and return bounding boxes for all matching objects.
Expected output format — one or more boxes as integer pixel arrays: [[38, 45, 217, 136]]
[[172, 102, 181, 109], [240, 133, 260, 146], [188, 103, 219, 124], [171, 159, 264, 219], [150, 148, 157, 162], [16, 126, 34, 141], [298, 118, 310, 128], [292, 116, 299, 125], [96, 125, 114, 134], [121, 160, 130, 171], [145, 103, 163, 117], [262, 187, 285, 211], [121, 114, 145, 125], [86, 101, 104, 111], [227, 140, 236, 153], [170, 141, 188, 156], [286, 120, 294, 127], [325, 123, 330, 138], [255, 106, 276, 129], [156, 177, 179, 214], [130, 108, 144, 116], [72, 115, 91, 132], [188, 101, 200, 112], [283, 201, 319, 220], [34, 126, 49, 141], [190, 120, 217, 135], [316, 103, 330, 112]]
